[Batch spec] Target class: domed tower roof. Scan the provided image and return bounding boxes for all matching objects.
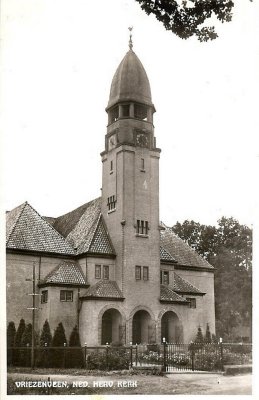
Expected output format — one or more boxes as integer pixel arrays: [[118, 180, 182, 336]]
[[107, 49, 153, 109]]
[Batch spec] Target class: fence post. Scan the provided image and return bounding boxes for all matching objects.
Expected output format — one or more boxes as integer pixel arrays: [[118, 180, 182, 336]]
[[84, 343, 87, 368], [63, 343, 66, 369], [219, 338, 224, 372], [106, 343, 109, 370], [136, 344, 138, 366], [163, 337, 167, 372], [130, 342, 133, 368], [190, 342, 195, 371]]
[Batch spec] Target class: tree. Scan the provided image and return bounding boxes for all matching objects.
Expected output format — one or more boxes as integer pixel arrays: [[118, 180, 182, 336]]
[[7, 321, 16, 366], [51, 322, 67, 347], [67, 326, 85, 368], [205, 323, 212, 343], [50, 322, 67, 368], [21, 323, 32, 347], [14, 318, 25, 347], [7, 321, 16, 348], [195, 326, 203, 343], [135, 0, 234, 41], [20, 323, 33, 366], [172, 217, 252, 340], [40, 320, 52, 347]]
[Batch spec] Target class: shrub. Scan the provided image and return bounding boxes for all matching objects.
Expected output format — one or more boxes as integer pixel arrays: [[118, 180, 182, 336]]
[[13, 319, 26, 366], [87, 348, 130, 370], [40, 320, 52, 347], [67, 326, 85, 368], [49, 322, 67, 368], [7, 322, 16, 366]]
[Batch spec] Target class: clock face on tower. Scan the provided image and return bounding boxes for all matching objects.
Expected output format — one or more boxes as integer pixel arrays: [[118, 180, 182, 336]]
[[136, 133, 148, 147], [108, 134, 117, 150]]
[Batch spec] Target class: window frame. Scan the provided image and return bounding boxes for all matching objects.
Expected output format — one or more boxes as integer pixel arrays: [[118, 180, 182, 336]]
[[107, 195, 116, 211], [161, 270, 169, 285], [186, 297, 196, 309], [41, 290, 48, 304], [143, 266, 149, 281], [95, 265, 101, 279], [135, 265, 141, 280], [103, 265, 109, 280], [136, 219, 149, 235], [60, 290, 73, 302]]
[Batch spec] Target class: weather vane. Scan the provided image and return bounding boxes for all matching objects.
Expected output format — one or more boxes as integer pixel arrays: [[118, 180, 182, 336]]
[[128, 26, 133, 50]]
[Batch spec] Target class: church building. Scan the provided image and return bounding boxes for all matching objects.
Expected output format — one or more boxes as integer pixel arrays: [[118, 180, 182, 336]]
[[6, 40, 215, 345]]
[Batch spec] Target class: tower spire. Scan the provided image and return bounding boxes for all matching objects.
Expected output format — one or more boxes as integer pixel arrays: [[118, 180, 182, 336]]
[[128, 26, 133, 50]]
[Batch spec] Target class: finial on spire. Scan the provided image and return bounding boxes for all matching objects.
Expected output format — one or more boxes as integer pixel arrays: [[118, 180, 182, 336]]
[[128, 26, 133, 50]]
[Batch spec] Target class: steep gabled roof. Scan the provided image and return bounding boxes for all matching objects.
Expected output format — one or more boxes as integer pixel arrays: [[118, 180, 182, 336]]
[[160, 285, 189, 304], [160, 224, 214, 270], [160, 246, 177, 263], [80, 280, 124, 300], [53, 198, 101, 238], [54, 198, 115, 256], [173, 273, 205, 295], [6, 202, 75, 255], [39, 260, 87, 286]]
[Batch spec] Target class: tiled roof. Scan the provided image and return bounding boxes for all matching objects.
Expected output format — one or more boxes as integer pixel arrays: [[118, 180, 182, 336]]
[[54, 198, 115, 256], [80, 280, 124, 300], [160, 224, 214, 270], [88, 217, 114, 254], [173, 273, 204, 295], [40, 260, 87, 286], [53, 198, 101, 239], [43, 216, 56, 226], [160, 246, 177, 263], [160, 285, 188, 303], [6, 202, 75, 255]]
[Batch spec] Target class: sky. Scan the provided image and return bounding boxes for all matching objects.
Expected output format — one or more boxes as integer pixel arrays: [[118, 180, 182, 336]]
[[1, 0, 259, 228]]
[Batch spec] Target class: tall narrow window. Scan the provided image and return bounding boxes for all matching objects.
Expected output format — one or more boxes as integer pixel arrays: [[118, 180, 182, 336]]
[[95, 265, 101, 279], [141, 158, 145, 171], [161, 271, 169, 285], [107, 195, 116, 211], [110, 160, 113, 173], [143, 266, 149, 281], [103, 265, 109, 280], [41, 290, 48, 304], [136, 220, 149, 235], [135, 266, 141, 280]]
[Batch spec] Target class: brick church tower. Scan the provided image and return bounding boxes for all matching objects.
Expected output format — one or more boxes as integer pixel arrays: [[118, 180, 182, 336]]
[[101, 40, 161, 343]]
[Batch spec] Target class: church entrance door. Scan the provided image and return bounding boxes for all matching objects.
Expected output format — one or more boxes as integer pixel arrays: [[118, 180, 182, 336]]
[[132, 310, 153, 344], [101, 309, 123, 345], [161, 311, 183, 343]]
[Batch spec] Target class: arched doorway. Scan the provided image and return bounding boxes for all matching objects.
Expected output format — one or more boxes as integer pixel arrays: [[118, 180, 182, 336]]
[[161, 311, 183, 343], [101, 309, 124, 345], [132, 310, 154, 344]]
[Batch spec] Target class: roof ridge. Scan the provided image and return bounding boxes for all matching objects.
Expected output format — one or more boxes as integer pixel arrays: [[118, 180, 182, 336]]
[[6, 202, 28, 245]]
